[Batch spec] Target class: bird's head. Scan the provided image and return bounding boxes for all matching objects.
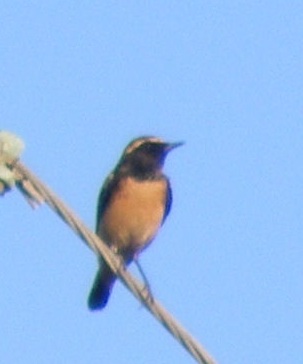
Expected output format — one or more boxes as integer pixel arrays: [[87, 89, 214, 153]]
[[117, 136, 184, 178]]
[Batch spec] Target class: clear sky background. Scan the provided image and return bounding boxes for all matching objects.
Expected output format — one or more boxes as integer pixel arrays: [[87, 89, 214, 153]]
[[1, 2, 302, 363]]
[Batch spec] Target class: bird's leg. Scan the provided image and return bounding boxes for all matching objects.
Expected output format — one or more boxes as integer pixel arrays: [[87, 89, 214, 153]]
[[110, 245, 126, 272], [133, 255, 154, 303]]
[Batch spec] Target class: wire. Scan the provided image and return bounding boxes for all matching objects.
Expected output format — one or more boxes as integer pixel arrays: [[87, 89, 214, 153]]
[[9, 160, 216, 364]]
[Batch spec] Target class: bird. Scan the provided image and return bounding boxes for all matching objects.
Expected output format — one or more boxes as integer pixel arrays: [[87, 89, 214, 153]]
[[88, 136, 183, 310]]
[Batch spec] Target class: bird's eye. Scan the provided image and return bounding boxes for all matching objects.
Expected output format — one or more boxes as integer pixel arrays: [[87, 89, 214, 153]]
[[145, 143, 153, 150], [144, 143, 159, 154]]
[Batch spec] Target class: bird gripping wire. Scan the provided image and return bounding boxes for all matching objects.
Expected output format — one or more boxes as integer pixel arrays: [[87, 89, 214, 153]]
[[1, 131, 216, 364]]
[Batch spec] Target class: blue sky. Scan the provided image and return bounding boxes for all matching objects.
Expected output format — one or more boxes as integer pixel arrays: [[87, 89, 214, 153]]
[[1, 2, 303, 363]]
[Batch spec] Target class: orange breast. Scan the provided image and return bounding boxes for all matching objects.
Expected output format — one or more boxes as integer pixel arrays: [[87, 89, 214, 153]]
[[98, 177, 167, 257]]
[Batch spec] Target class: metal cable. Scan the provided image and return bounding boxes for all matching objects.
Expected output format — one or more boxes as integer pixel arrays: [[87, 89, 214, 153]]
[[10, 160, 216, 364]]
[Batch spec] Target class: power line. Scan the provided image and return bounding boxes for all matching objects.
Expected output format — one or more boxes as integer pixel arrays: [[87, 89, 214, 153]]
[[2, 137, 216, 364]]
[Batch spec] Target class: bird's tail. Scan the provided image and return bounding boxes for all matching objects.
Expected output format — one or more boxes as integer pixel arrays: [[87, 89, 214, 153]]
[[88, 262, 116, 310]]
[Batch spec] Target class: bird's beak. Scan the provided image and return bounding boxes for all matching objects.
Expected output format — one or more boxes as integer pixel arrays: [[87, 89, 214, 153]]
[[166, 141, 185, 151]]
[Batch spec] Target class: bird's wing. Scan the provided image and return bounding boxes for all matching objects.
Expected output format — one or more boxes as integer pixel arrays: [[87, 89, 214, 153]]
[[95, 172, 118, 231], [162, 178, 172, 224]]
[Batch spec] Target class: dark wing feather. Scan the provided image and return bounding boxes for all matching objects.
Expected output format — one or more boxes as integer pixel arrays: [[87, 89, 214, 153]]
[[162, 178, 172, 224], [95, 172, 118, 231]]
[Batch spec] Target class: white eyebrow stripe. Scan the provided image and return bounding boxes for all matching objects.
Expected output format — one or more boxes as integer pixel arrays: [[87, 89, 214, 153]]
[[125, 137, 164, 154]]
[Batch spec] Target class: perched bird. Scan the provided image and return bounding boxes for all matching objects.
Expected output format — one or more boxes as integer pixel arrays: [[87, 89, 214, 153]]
[[88, 136, 183, 310]]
